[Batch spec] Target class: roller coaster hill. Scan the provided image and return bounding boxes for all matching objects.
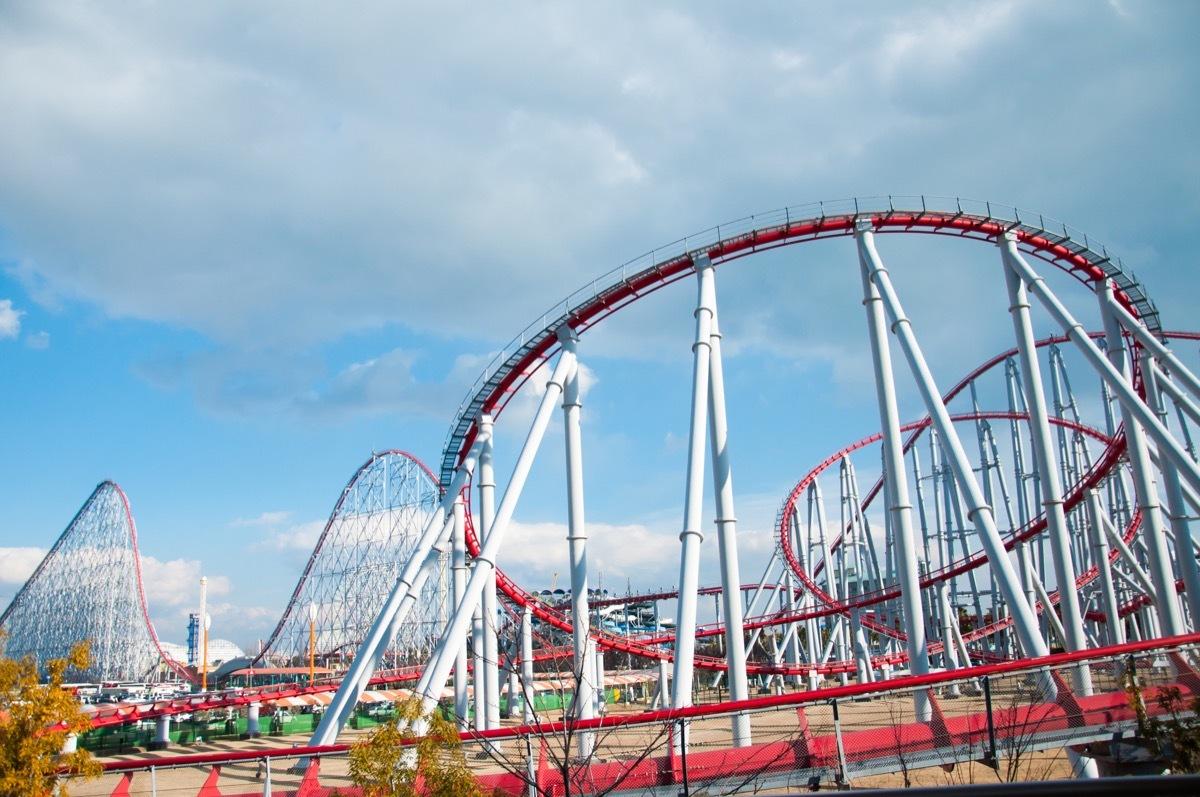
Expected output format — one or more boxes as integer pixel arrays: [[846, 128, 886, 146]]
[[7, 197, 1200, 794]]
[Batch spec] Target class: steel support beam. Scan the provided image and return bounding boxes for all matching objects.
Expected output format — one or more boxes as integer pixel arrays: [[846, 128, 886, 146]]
[[1000, 234, 1090, 691], [1004, 252, 1200, 497], [856, 222, 930, 720], [521, 604, 534, 723], [672, 253, 717, 711], [707, 310, 752, 746], [1095, 280, 1185, 636], [1143, 355, 1200, 630], [858, 225, 1049, 660], [452, 495, 470, 729], [478, 414, 501, 731], [561, 329, 595, 757], [1086, 490, 1125, 646], [416, 334, 578, 711]]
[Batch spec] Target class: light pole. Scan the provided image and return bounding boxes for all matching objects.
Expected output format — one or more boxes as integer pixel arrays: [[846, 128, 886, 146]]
[[308, 602, 317, 686], [201, 612, 211, 693]]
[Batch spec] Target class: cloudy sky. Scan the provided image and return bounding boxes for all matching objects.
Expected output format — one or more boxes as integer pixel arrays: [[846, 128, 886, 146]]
[[1, 1, 1197, 652]]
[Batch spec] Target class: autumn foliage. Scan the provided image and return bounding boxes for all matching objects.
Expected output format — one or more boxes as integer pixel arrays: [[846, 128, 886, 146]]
[[348, 695, 483, 797], [0, 632, 102, 797]]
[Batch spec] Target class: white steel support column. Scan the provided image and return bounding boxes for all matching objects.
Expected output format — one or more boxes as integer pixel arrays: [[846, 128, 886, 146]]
[[593, 639, 605, 717], [452, 496, 470, 729], [1031, 576, 1068, 649], [1004, 252, 1200, 495], [1086, 490, 1125, 646], [1156, 375, 1200, 432], [655, 658, 670, 709], [1144, 355, 1200, 629], [309, 430, 489, 747], [1101, 515, 1156, 596], [521, 604, 535, 723], [154, 715, 170, 749], [783, 571, 801, 683], [793, 504, 822, 668], [937, 582, 961, 668], [561, 327, 595, 756], [708, 309, 752, 746], [855, 222, 931, 720], [858, 225, 1049, 660], [672, 253, 717, 711], [471, 606, 485, 728], [743, 554, 779, 626], [246, 703, 261, 737], [416, 334, 578, 712], [810, 479, 848, 676], [1000, 234, 1090, 686], [507, 665, 519, 719], [1096, 280, 1184, 636], [1105, 296, 1200, 403], [478, 414, 501, 731], [850, 607, 873, 684]]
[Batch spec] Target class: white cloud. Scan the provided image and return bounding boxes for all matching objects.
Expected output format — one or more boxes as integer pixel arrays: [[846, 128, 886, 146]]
[[24, 330, 49, 349], [254, 519, 326, 555], [203, 602, 280, 644], [232, 511, 290, 527], [620, 73, 655, 97], [496, 489, 785, 599], [139, 556, 230, 609], [498, 519, 680, 593], [0, 1, 1192, 423], [875, 3, 1020, 79], [136, 556, 282, 649], [0, 300, 22, 339], [0, 547, 46, 586]]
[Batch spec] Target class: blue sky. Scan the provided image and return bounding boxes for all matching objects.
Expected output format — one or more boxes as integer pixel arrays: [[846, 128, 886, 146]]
[[1, 1, 1198, 651]]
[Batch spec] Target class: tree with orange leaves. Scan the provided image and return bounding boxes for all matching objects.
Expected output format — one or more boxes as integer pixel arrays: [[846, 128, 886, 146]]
[[0, 632, 102, 797]]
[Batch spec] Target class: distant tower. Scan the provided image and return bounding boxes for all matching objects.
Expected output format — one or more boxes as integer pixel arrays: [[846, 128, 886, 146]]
[[186, 613, 200, 665], [199, 576, 210, 691], [198, 577, 208, 647]]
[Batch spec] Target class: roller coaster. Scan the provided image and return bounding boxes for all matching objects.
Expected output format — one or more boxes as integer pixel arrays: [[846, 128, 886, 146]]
[[7, 196, 1200, 793]]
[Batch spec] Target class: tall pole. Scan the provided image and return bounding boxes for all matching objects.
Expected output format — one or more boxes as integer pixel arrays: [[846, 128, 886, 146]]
[[855, 222, 931, 721], [199, 576, 209, 693], [999, 234, 1090, 691], [1095, 279, 1184, 636], [858, 223, 1049, 661], [673, 253, 717, 713], [1003, 253, 1200, 496], [479, 414, 501, 731], [472, 605, 485, 727], [202, 613, 211, 693], [521, 604, 535, 723], [1144, 355, 1200, 628], [707, 309, 752, 746], [561, 327, 595, 757], [1085, 490, 1124, 646], [452, 495, 471, 728], [810, 478, 847, 672]]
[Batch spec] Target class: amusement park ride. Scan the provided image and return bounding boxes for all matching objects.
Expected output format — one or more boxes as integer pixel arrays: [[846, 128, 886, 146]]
[[6, 197, 1200, 791]]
